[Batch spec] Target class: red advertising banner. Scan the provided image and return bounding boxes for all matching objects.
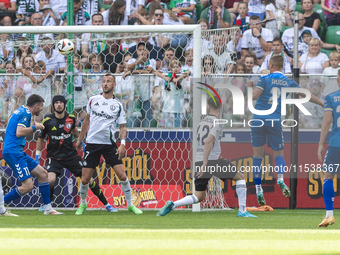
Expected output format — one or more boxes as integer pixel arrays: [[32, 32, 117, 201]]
[[0, 139, 338, 209]]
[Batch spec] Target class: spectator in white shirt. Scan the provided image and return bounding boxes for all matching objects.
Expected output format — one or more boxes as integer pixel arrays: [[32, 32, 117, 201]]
[[35, 37, 66, 74], [81, 13, 106, 57], [321, 51, 340, 96], [260, 38, 291, 74], [241, 15, 273, 63], [298, 38, 330, 74]]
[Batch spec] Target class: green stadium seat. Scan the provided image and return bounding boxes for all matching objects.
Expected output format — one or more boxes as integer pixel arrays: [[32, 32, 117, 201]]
[[325, 26, 340, 44], [321, 48, 334, 57], [196, 4, 204, 21], [313, 4, 326, 36], [280, 26, 291, 37], [295, 3, 304, 13]]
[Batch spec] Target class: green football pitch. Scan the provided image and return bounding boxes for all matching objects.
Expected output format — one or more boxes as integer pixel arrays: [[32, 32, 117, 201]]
[[1, 210, 340, 255]]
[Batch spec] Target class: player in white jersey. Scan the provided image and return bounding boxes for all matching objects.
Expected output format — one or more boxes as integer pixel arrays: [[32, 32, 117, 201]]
[[157, 96, 256, 217], [75, 73, 142, 215]]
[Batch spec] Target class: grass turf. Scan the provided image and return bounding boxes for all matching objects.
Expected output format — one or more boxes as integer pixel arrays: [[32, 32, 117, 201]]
[[1, 209, 340, 255]]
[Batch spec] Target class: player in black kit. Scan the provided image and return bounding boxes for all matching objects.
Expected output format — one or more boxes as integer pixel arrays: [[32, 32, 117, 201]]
[[35, 95, 117, 212]]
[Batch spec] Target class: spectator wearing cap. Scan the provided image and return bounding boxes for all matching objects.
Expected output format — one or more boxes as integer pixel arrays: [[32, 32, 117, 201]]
[[35, 37, 66, 73], [22, 13, 54, 54], [298, 30, 312, 56], [37, 0, 61, 21], [40, 5, 56, 26], [282, 13, 340, 59]]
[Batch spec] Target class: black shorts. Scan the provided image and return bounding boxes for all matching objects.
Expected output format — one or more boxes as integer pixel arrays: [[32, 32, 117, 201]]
[[83, 143, 123, 168], [194, 158, 238, 192], [46, 155, 83, 177]]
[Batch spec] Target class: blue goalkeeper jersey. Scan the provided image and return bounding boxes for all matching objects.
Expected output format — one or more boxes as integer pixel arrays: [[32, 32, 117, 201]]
[[253, 71, 300, 120], [3, 106, 32, 153], [324, 90, 340, 147]]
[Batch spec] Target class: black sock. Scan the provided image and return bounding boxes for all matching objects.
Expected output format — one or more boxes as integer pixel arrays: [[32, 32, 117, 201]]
[[50, 186, 54, 204], [90, 181, 108, 206]]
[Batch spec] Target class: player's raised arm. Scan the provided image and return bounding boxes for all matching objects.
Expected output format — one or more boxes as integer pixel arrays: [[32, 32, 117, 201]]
[[76, 114, 90, 151], [299, 92, 325, 108], [16, 121, 44, 137], [247, 79, 263, 101]]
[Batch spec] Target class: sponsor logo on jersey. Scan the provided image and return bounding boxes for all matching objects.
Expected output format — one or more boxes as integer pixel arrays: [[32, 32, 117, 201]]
[[59, 124, 64, 128], [51, 133, 72, 140], [92, 110, 115, 119], [52, 126, 57, 131]]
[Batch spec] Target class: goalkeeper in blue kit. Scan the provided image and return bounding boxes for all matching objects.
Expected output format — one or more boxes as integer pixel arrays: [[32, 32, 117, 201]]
[[248, 55, 324, 206], [2, 94, 62, 215]]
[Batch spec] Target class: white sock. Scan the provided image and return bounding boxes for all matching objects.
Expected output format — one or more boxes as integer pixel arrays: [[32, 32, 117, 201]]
[[255, 184, 263, 193], [0, 177, 5, 214], [326, 210, 333, 218], [277, 174, 284, 181], [173, 195, 199, 209], [105, 203, 110, 208], [120, 178, 132, 207], [236, 180, 247, 213], [79, 183, 89, 206], [44, 203, 52, 211]]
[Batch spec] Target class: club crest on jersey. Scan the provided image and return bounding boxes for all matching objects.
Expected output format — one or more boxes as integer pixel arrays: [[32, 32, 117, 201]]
[[110, 105, 116, 111], [66, 123, 71, 129]]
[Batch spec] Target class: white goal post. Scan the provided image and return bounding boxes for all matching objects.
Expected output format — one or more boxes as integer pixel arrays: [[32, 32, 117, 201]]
[[0, 24, 211, 211]]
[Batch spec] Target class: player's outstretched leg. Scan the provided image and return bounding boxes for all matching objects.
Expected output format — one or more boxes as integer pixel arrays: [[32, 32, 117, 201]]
[[319, 179, 335, 227], [253, 156, 266, 206], [157, 194, 200, 216], [89, 179, 117, 212], [0, 176, 18, 217], [275, 155, 291, 198], [235, 179, 257, 218]]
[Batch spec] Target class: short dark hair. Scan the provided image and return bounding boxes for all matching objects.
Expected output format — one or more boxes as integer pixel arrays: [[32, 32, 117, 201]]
[[137, 41, 148, 49], [92, 13, 103, 21], [208, 95, 221, 110], [104, 73, 115, 82], [250, 15, 261, 21], [27, 94, 44, 107], [273, 37, 283, 44]]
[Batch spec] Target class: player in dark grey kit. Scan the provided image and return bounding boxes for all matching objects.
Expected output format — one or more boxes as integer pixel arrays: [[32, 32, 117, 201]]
[[36, 95, 117, 212]]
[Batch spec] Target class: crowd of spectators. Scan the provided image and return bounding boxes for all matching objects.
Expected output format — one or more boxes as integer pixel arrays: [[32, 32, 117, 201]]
[[0, 0, 339, 129]]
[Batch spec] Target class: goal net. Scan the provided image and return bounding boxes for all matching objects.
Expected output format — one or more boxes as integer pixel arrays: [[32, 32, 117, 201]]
[[0, 24, 239, 211]]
